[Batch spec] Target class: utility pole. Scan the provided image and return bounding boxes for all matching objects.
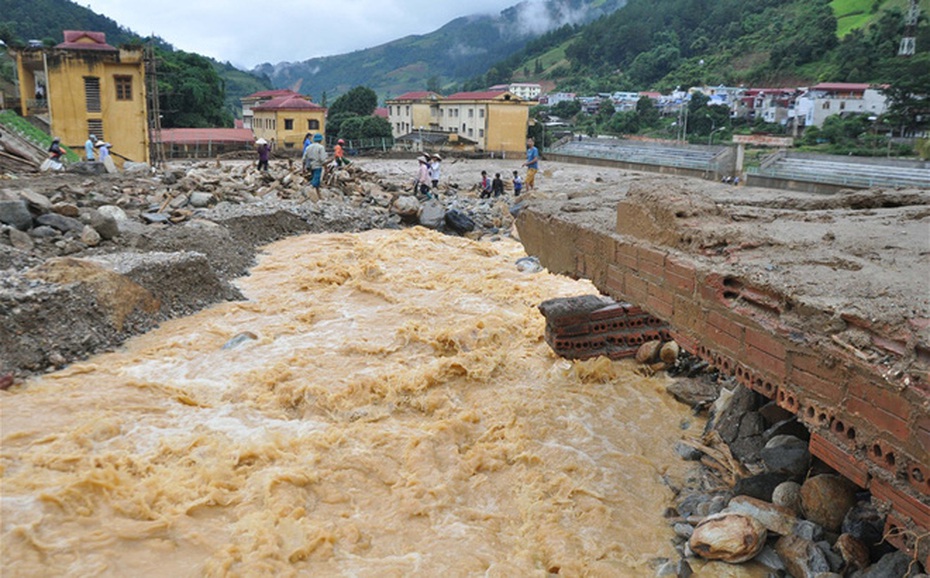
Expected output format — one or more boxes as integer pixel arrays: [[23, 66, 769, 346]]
[[898, 0, 920, 56]]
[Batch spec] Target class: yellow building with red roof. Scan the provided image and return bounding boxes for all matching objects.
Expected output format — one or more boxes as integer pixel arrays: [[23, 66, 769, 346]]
[[251, 93, 327, 150]]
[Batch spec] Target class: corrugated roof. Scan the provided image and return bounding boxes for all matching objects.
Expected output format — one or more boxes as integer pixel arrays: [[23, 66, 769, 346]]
[[389, 91, 443, 101], [811, 83, 871, 92], [56, 30, 117, 51], [243, 89, 298, 100], [253, 94, 325, 111], [444, 91, 513, 101], [158, 128, 255, 145]]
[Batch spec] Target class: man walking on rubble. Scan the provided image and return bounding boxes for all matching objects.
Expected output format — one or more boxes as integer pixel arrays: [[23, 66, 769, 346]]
[[303, 133, 327, 196], [522, 137, 539, 191]]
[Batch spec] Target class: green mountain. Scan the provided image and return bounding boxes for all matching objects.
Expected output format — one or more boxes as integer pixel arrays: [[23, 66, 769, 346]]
[[494, 0, 930, 92], [252, 0, 627, 101]]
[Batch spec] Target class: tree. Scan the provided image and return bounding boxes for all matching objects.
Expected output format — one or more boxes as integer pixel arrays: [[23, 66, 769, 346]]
[[551, 100, 582, 118], [635, 96, 660, 128], [338, 115, 392, 141], [158, 49, 233, 128], [328, 86, 378, 117], [325, 112, 360, 140], [426, 76, 441, 94]]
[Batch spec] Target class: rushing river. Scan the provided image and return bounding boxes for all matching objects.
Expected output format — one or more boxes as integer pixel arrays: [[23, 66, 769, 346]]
[[1, 228, 759, 576]]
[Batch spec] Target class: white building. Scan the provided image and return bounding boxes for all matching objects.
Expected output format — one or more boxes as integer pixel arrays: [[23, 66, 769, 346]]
[[796, 83, 889, 128]]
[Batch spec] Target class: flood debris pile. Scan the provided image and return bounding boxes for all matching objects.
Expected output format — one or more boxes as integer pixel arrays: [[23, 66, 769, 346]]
[[658, 370, 927, 577], [0, 159, 529, 381]]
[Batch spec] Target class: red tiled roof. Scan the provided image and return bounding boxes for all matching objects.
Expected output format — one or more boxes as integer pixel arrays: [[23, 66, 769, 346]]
[[811, 83, 871, 92], [444, 91, 512, 101], [234, 119, 244, 129], [373, 107, 389, 118], [639, 91, 662, 99], [157, 128, 255, 145], [243, 89, 298, 100], [390, 91, 442, 101], [253, 94, 325, 111], [56, 30, 117, 51]]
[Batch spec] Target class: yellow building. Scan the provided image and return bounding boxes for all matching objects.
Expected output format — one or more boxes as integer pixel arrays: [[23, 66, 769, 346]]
[[12, 31, 150, 164], [439, 91, 531, 154], [385, 91, 442, 138], [251, 94, 326, 150]]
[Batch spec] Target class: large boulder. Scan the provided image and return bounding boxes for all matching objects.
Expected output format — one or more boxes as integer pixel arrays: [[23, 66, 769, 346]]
[[801, 475, 859, 533], [0, 200, 33, 230], [689, 512, 767, 563]]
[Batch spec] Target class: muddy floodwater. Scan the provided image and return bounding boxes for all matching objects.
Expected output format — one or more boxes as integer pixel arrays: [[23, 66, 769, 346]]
[[1, 228, 759, 577]]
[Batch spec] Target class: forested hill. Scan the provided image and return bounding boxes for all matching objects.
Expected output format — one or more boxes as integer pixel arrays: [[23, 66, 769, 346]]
[[252, 0, 627, 101], [468, 0, 930, 95]]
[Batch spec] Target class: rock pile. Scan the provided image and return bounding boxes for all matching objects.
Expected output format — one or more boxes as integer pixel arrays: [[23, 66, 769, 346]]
[[651, 363, 928, 577]]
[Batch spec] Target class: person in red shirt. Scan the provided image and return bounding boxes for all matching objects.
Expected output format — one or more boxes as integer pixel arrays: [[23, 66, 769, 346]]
[[334, 138, 351, 167]]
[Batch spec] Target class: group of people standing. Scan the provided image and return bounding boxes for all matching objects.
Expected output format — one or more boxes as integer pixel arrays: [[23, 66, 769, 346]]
[[414, 153, 443, 199], [477, 137, 539, 199]]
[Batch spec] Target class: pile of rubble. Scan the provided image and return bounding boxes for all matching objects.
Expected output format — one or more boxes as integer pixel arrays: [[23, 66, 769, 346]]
[[658, 361, 926, 577], [0, 159, 526, 380]]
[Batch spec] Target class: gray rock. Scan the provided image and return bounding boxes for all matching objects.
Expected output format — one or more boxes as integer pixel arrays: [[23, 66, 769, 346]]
[[30, 225, 60, 238], [673, 523, 694, 540], [667, 377, 719, 408], [8, 228, 34, 251], [713, 386, 765, 462], [189, 192, 214, 208], [674, 441, 704, 461], [834, 534, 870, 575], [19, 189, 52, 212], [726, 495, 799, 536], [761, 435, 810, 478], [392, 195, 420, 217], [141, 212, 170, 224], [763, 417, 810, 443], [516, 256, 543, 273], [124, 161, 151, 173], [755, 545, 787, 572], [418, 199, 445, 228], [733, 471, 791, 502], [759, 401, 795, 427], [775, 534, 832, 578], [80, 208, 119, 240], [842, 501, 887, 550], [850, 551, 921, 578], [0, 200, 33, 230], [36, 213, 84, 233], [772, 481, 803, 515], [793, 519, 825, 542], [80, 225, 101, 247], [67, 161, 107, 175], [97, 205, 129, 222]]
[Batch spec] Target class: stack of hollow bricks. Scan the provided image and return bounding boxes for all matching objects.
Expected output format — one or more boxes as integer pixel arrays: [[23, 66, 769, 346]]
[[543, 218, 930, 567], [539, 294, 671, 360]]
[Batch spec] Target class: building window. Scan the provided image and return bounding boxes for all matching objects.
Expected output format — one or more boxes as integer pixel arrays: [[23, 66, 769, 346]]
[[822, 102, 830, 110], [839, 102, 846, 111], [462, 123, 466, 132], [406, 105, 410, 115], [114, 76, 132, 101], [468, 109, 474, 118], [479, 129, 484, 138], [479, 109, 484, 118], [308, 119, 320, 130], [84, 77, 101, 112], [468, 128, 474, 137], [285, 118, 294, 130], [87, 119, 104, 141]]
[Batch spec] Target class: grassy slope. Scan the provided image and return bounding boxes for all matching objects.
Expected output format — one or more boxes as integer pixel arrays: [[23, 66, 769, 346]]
[[832, 0, 930, 37]]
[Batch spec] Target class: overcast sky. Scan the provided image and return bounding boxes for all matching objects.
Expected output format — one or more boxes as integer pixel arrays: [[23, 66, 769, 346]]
[[81, 0, 523, 69]]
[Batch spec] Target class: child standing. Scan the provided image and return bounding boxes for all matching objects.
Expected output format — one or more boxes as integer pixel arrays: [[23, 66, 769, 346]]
[[512, 171, 524, 196], [479, 170, 492, 198], [491, 172, 504, 197]]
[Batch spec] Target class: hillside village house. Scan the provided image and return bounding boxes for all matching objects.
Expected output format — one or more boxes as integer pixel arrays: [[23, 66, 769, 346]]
[[489, 83, 542, 101], [250, 93, 326, 150], [795, 83, 889, 128], [11, 30, 149, 164]]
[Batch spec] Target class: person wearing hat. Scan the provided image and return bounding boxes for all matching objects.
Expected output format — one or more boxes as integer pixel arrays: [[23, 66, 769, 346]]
[[255, 138, 270, 171], [95, 139, 111, 162], [429, 154, 442, 190], [334, 138, 350, 167], [85, 134, 97, 161], [415, 155, 432, 199], [302, 133, 327, 194]]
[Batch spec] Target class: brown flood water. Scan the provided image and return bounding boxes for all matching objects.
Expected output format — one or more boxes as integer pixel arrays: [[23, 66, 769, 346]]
[[1, 228, 761, 577]]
